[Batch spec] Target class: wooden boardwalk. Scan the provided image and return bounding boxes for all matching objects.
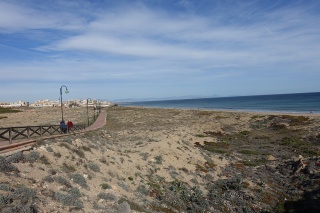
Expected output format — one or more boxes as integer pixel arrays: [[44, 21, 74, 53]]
[[0, 110, 106, 154]]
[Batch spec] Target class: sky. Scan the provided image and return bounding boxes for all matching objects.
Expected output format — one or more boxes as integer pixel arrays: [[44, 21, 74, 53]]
[[0, 0, 320, 102]]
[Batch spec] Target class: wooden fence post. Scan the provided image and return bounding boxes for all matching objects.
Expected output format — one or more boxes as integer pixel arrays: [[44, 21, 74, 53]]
[[9, 127, 12, 144], [27, 127, 30, 139]]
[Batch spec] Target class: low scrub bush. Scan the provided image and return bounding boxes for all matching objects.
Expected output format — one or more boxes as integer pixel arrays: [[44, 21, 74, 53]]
[[25, 151, 41, 163], [97, 192, 118, 202], [70, 173, 89, 189], [6, 152, 24, 163], [54, 192, 83, 208], [61, 163, 76, 173], [100, 183, 111, 190], [0, 156, 18, 173], [88, 162, 100, 172], [54, 176, 72, 188]]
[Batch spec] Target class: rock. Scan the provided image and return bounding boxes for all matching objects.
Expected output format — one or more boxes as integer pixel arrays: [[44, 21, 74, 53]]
[[292, 155, 303, 162], [266, 155, 276, 161]]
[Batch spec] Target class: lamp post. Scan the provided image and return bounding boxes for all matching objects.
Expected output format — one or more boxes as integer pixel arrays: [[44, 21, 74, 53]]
[[60, 85, 69, 121], [86, 98, 92, 126]]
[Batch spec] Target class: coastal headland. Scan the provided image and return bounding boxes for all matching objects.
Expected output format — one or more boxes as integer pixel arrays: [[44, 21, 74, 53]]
[[0, 106, 320, 212]]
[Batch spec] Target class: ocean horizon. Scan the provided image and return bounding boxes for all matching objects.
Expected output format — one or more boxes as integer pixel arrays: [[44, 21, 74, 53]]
[[122, 92, 320, 114]]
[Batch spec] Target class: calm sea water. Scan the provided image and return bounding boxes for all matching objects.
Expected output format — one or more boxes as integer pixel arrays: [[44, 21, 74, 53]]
[[122, 92, 320, 114]]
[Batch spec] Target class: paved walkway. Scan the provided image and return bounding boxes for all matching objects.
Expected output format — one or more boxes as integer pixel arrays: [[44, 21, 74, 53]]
[[85, 110, 106, 131], [0, 110, 107, 155]]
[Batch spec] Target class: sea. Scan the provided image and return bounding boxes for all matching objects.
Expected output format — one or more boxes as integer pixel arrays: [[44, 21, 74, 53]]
[[121, 92, 320, 114]]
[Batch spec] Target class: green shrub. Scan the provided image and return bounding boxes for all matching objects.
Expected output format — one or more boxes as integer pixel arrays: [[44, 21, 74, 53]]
[[54, 192, 83, 208], [88, 162, 100, 172], [39, 155, 50, 165], [46, 146, 54, 152], [70, 174, 89, 189], [0, 107, 21, 114], [6, 152, 24, 163], [73, 149, 85, 158], [0, 183, 13, 192], [97, 192, 118, 202], [117, 201, 131, 213], [61, 163, 76, 173], [100, 183, 111, 190], [238, 149, 261, 155], [54, 176, 72, 188], [154, 155, 163, 164], [25, 151, 41, 163], [0, 156, 18, 173]]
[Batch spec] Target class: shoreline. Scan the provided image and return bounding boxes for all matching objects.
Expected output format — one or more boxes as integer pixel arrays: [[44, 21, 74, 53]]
[[121, 105, 320, 117]]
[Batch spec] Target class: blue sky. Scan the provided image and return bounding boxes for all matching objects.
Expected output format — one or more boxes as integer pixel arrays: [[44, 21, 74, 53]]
[[0, 0, 319, 102]]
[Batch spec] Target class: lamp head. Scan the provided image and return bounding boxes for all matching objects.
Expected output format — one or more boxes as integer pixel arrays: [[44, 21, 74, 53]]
[[65, 88, 69, 94]]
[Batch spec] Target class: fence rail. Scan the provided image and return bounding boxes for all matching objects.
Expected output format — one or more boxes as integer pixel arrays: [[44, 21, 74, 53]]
[[0, 124, 86, 143]]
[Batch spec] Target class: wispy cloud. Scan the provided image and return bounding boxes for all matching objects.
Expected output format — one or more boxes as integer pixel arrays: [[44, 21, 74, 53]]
[[0, 0, 319, 101]]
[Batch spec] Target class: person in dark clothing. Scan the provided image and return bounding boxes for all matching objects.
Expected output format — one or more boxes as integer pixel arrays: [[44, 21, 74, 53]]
[[60, 120, 67, 133]]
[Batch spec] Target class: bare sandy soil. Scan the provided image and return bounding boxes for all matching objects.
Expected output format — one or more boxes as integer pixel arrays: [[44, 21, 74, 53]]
[[0, 106, 320, 212], [0, 107, 95, 128]]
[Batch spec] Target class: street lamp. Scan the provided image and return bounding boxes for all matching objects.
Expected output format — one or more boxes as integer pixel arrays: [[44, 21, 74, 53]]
[[86, 98, 92, 126], [60, 85, 69, 121]]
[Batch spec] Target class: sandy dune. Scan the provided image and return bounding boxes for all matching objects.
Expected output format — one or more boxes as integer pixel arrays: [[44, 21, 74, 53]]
[[0, 106, 320, 212]]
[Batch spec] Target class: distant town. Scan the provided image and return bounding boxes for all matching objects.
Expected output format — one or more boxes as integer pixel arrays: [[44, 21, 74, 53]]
[[0, 99, 113, 108]]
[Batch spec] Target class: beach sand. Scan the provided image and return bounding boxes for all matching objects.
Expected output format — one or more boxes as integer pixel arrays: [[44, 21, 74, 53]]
[[0, 106, 320, 212]]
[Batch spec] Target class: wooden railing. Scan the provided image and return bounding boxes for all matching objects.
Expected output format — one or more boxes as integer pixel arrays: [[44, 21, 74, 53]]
[[0, 124, 86, 143]]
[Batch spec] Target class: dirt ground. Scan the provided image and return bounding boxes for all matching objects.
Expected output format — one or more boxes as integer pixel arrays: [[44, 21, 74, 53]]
[[0, 106, 320, 212]]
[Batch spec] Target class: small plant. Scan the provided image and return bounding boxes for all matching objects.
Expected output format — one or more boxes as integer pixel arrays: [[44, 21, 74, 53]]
[[62, 138, 73, 144], [97, 192, 118, 202], [70, 173, 89, 189], [119, 182, 129, 191], [54, 192, 83, 208], [99, 157, 107, 164], [117, 201, 131, 213], [39, 155, 51, 165], [100, 183, 111, 190], [88, 162, 100, 172], [53, 152, 62, 158], [61, 163, 76, 173], [6, 152, 24, 163], [0, 156, 18, 173], [238, 149, 261, 155], [0, 107, 21, 113], [154, 155, 163, 164], [44, 175, 54, 183], [201, 141, 230, 154], [54, 176, 72, 188], [0, 183, 13, 192], [72, 149, 85, 158], [0, 186, 36, 212], [25, 151, 40, 163], [139, 152, 149, 161], [80, 146, 91, 152], [59, 143, 71, 150], [136, 184, 148, 195], [46, 146, 54, 152]]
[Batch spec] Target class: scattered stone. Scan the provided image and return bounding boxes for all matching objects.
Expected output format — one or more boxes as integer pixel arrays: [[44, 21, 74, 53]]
[[266, 155, 276, 161]]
